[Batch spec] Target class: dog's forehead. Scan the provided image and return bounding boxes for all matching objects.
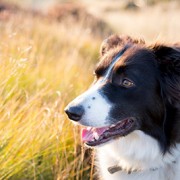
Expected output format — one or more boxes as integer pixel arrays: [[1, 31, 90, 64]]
[[96, 46, 155, 75], [115, 46, 155, 67]]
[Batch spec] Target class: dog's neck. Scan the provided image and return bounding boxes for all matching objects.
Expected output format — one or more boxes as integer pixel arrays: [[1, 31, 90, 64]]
[[97, 130, 180, 178]]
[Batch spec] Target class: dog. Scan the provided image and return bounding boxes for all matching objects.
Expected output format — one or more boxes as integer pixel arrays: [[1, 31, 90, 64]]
[[65, 35, 180, 180]]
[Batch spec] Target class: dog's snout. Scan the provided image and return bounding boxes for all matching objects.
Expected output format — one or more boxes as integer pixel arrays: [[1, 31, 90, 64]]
[[65, 105, 84, 121]]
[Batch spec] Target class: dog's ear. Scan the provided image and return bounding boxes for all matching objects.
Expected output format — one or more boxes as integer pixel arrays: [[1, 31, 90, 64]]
[[100, 35, 144, 56], [152, 44, 180, 106]]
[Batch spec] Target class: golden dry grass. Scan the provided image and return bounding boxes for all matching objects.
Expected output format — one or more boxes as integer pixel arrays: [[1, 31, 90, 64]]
[[0, 11, 100, 179]]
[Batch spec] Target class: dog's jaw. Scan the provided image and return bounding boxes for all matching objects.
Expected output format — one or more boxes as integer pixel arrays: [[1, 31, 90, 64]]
[[82, 118, 136, 146]]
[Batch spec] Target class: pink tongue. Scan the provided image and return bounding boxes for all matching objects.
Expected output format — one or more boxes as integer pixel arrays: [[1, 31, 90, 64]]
[[82, 128, 94, 142], [81, 127, 108, 142]]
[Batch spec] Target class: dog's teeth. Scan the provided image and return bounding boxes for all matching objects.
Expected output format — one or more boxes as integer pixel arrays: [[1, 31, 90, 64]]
[[94, 132, 99, 140], [110, 124, 116, 128]]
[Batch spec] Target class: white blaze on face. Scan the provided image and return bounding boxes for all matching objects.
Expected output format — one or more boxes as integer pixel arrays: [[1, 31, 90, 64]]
[[67, 49, 126, 127], [103, 50, 125, 81]]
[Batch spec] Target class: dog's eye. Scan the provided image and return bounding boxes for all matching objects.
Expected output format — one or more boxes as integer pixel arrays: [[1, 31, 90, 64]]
[[122, 79, 134, 88]]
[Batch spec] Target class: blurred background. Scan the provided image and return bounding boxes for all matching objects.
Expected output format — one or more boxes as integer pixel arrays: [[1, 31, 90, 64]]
[[0, 0, 179, 179]]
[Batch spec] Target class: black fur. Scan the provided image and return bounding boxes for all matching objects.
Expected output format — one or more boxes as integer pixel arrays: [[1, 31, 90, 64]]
[[95, 35, 180, 152]]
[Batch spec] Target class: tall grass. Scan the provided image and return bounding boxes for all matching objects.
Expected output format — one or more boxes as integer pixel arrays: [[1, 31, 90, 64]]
[[0, 13, 100, 179]]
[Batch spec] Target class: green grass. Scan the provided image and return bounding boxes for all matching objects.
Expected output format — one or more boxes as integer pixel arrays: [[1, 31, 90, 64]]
[[0, 12, 100, 179]]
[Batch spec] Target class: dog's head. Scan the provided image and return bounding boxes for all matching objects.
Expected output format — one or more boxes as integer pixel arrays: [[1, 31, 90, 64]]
[[65, 35, 180, 149]]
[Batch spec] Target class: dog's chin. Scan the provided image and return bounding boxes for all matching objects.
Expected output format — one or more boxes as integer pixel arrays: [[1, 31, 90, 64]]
[[81, 117, 137, 147]]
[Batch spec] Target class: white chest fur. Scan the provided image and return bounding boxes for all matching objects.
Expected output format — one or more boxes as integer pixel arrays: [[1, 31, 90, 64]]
[[96, 130, 180, 180]]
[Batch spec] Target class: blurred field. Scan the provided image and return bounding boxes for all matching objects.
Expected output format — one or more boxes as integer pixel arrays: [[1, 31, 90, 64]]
[[0, 3, 101, 179], [0, 0, 179, 179], [84, 0, 180, 42]]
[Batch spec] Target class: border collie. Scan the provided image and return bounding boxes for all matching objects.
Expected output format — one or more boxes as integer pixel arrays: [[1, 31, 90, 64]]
[[65, 35, 180, 180]]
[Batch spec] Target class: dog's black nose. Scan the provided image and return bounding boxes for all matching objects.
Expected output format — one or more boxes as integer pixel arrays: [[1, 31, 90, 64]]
[[65, 105, 84, 121]]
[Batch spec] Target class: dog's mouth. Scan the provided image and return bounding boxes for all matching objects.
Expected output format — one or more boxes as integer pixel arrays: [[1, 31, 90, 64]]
[[81, 118, 136, 146]]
